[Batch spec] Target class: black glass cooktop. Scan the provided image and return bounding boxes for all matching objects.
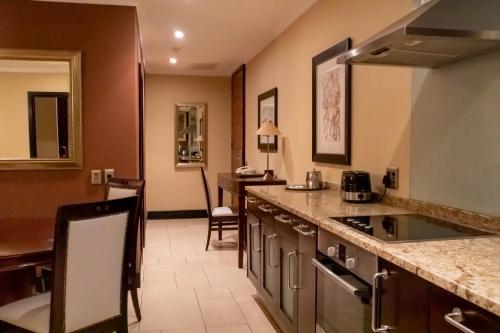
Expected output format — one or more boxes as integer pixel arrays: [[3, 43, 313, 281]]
[[332, 214, 494, 243]]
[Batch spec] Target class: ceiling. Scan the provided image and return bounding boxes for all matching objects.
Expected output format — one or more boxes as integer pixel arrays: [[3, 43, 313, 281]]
[[35, 0, 318, 76]]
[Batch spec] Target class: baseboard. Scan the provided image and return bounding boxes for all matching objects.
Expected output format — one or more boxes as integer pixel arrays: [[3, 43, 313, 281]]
[[147, 210, 208, 220]]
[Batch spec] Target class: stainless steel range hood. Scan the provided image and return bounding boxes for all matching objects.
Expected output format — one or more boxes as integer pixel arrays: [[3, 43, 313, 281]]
[[338, 0, 500, 68]]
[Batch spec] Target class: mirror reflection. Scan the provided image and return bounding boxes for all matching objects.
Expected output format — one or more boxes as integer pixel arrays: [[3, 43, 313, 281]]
[[29, 92, 69, 158], [0, 59, 70, 159], [0, 49, 82, 170], [175, 103, 207, 167]]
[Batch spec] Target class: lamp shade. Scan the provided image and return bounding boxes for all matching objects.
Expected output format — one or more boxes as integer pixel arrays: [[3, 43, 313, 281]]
[[255, 121, 281, 136]]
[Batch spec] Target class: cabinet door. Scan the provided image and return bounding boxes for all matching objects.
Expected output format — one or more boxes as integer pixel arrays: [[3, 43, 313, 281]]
[[378, 259, 429, 333], [247, 212, 261, 290], [247, 212, 261, 289], [297, 224, 317, 333], [429, 284, 500, 333], [276, 236, 298, 333], [260, 221, 279, 309]]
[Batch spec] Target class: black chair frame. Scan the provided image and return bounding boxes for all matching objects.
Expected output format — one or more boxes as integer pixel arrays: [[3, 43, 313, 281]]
[[200, 168, 238, 251], [105, 178, 145, 322]]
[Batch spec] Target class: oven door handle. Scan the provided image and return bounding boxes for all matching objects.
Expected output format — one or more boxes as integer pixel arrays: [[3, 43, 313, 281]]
[[311, 258, 369, 298]]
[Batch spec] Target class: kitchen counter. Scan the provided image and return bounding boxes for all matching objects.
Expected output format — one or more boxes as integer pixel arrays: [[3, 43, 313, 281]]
[[246, 185, 500, 316]]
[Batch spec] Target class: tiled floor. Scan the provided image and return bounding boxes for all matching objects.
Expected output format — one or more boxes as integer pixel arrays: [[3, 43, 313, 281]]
[[128, 218, 279, 333]]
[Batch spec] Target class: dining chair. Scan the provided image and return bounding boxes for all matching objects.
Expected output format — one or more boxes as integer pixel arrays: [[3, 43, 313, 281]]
[[0, 196, 139, 333], [105, 178, 145, 322], [200, 167, 239, 251]]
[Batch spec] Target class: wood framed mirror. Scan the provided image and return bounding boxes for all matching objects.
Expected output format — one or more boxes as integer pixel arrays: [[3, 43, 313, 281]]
[[175, 103, 207, 168], [0, 48, 82, 170]]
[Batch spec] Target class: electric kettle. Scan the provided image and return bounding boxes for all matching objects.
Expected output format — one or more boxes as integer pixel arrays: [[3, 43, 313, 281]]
[[306, 169, 323, 189]]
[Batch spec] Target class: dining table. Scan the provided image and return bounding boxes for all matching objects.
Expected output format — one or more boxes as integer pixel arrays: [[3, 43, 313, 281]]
[[0, 217, 54, 306]]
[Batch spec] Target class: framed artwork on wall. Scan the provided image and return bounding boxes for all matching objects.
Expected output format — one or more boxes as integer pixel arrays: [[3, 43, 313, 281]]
[[257, 87, 278, 151], [312, 38, 352, 165]]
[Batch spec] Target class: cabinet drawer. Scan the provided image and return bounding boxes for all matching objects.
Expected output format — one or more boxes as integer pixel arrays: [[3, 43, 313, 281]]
[[429, 285, 500, 333]]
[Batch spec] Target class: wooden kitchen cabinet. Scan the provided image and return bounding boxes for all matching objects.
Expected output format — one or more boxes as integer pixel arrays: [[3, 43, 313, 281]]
[[378, 258, 430, 333], [260, 220, 279, 310], [246, 211, 261, 288], [275, 234, 298, 333], [246, 195, 316, 333], [378, 258, 500, 333], [429, 284, 500, 333]]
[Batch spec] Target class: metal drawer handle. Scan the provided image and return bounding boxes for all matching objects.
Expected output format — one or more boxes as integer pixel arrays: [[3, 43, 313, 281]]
[[258, 204, 274, 213], [311, 258, 369, 298], [293, 224, 316, 237], [247, 197, 260, 204], [274, 214, 293, 224], [371, 270, 393, 333], [258, 204, 271, 212], [444, 308, 476, 333], [267, 234, 278, 267], [250, 223, 261, 252], [288, 251, 300, 290]]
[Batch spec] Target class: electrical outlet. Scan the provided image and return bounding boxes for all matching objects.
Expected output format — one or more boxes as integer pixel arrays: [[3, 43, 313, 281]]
[[386, 167, 399, 190], [91, 169, 102, 185], [104, 169, 115, 183]]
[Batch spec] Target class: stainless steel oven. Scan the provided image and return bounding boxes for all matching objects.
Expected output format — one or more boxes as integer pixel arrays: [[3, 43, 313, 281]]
[[312, 228, 378, 333]]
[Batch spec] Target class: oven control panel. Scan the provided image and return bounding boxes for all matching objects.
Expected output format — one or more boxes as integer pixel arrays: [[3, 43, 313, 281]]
[[317, 228, 377, 283]]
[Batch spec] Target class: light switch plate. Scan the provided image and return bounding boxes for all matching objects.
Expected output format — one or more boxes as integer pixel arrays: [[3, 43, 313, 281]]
[[91, 169, 102, 185], [104, 169, 114, 183]]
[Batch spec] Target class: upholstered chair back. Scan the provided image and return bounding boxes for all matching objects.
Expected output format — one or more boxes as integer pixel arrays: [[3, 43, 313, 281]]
[[105, 178, 145, 201], [50, 197, 138, 332], [107, 187, 138, 199]]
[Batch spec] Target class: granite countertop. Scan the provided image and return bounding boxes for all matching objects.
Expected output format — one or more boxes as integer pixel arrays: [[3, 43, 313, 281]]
[[246, 185, 500, 316]]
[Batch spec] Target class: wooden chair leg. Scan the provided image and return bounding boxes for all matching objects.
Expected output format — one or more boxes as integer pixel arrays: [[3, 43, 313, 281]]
[[218, 222, 222, 240], [130, 287, 141, 321], [205, 221, 212, 251]]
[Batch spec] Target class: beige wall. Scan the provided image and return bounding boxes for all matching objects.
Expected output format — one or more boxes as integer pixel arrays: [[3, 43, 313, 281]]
[[0, 72, 69, 158], [245, 0, 413, 196], [145, 74, 231, 211]]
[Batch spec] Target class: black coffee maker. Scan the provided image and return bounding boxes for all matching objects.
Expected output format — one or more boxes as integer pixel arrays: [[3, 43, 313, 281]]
[[341, 171, 372, 202]]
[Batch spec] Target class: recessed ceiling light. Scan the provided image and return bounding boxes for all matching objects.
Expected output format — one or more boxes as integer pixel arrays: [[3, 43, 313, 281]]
[[169, 57, 177, 64], [174, 30, 184, 39]]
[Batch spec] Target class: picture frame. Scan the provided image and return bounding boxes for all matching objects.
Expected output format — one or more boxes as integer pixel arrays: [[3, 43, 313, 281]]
[[312, 38, 352, 165], [257, 87, 278, 151]]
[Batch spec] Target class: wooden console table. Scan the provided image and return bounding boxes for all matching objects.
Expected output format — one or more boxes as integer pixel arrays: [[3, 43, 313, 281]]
[[217, 173, 286, 268]]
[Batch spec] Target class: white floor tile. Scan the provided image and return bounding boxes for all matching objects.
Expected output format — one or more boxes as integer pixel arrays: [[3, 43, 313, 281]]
[[195, 287, 232, 299], [205, 324, 252, 333], [163, 328, 206, 333], [237, 299, 278, 333], [199, 297, 246, 327], [128, 219, 277, 333], [139, 289, 204, 331]]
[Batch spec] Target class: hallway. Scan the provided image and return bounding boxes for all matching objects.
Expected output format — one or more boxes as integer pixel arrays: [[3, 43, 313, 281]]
[[129, 218, 279, 333]]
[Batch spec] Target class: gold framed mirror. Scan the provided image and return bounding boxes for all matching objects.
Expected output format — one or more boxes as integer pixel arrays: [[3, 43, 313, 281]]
[[0, 48, 82, 170], [175, 103, 207, 168]]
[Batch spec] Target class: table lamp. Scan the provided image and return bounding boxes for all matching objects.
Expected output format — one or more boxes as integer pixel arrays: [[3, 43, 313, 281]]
[[255, 121, 281, 181]]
